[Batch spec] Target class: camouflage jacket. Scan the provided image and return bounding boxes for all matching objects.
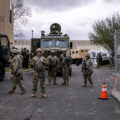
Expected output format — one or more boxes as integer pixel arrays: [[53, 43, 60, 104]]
[[10, 55, 22, 75], [81, 58, 93, 73], [30, 56, 48, 72], [47, 55, 59, 68], [96, 54, 102, 62], [19, 54, 23, 62], [60, 55, 71, 68]]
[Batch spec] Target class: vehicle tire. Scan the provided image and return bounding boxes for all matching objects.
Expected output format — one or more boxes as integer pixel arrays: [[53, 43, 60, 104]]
[[0, 64, 5, 81]]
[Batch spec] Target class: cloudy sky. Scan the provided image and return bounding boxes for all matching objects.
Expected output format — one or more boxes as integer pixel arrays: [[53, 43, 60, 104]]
[[22, 0, 120, 40]]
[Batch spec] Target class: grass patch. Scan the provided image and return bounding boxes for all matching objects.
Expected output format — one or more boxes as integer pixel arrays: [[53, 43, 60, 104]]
[[5, 67, 31, 72]]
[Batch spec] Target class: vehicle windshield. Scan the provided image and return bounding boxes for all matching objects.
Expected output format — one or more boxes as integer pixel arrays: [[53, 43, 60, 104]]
[[55, 40, 68, 48], [42, 40, 54, 48], [102, 54, 107, 56], [42, 40, 68, 48]]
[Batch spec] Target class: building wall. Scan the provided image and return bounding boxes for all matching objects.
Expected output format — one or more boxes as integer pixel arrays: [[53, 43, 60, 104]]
[[70, 40, 104, 50], [14, 39, 31, 51], [0, 0, 14, 47]]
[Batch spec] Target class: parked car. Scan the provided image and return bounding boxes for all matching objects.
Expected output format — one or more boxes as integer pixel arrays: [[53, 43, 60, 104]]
[[101, 53, 110, 64]]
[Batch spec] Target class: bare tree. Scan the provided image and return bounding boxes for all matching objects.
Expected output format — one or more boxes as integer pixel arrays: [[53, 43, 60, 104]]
[[11, 0, 31, 38], [11, 0, 31, 23]]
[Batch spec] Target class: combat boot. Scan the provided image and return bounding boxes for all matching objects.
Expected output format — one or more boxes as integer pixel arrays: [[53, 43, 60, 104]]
[[66, 82, 69, 85], [61, 82, 66, 85], [53, 83, 58, 85], [41, 93, 47, 98], [90, 84, 93, 88], [31, 93, 36, 97], [83, 85, 87, 87], [48, 83, 51, 85], [8, 89, 15, 94], [19, 89, 26, 95]]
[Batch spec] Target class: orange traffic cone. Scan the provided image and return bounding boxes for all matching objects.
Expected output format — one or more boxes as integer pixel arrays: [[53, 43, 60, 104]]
[[99, 82, 109, 100]]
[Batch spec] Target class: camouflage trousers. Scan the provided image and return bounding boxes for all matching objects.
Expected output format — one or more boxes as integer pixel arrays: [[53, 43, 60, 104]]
[[32, 71, 45, 94], [11, 75, 25, 91], [48, 67, 57, 84], [83, 73, 93, 86], [62, 66, 69, 84], [97, 61, 102, 68]]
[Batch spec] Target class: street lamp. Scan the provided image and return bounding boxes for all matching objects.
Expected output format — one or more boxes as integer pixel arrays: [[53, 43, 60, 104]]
[[32, 30, 34, 39]]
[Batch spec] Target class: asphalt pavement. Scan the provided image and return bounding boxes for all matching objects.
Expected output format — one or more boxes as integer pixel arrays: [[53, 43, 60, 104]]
[[0, 66, 120, 120]]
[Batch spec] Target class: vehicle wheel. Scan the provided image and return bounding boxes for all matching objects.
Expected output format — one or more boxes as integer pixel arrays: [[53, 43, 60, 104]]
[[0, 64, 5, 81]]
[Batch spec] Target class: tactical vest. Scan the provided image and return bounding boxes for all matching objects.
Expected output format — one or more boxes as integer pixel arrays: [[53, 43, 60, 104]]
[[34, 56, 45, 72], [50, 56, 57, 67], [61, 55, 69, 66]]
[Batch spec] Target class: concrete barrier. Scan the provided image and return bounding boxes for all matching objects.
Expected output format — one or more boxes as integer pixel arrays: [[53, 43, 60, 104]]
[[112, 73, 120, 102]]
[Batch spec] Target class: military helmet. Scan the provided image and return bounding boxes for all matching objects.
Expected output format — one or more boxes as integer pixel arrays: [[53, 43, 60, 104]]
[[85, 53, 90, 58], [12, 49, 19, 54], [51, 50, 55, 54], [36, 48, 42, 53]]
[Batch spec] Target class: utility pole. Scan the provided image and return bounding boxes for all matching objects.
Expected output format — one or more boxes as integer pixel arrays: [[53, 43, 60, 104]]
[[32, 30, 34, 38]]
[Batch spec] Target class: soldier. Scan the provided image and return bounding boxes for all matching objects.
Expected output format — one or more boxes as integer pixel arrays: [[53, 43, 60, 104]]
[[81, 54, 93, 87], [30, 48, 47, 98], [96, 52, 102, 68], [8, 49, 25, 94], [22, 48, 28, 68], [47, 50, 59, 85], [109, 54, 114, 68], [26, 50, 30, 68], [60, 51, 71, 85]]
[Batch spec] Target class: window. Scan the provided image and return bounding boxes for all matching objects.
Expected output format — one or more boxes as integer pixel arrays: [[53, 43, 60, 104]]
[[72, 51, 74, 54], [42, 40, 54, 48], [33, 40, 40, 48], [81, 50, 84, 52], [0, 37, 8, 47], [10, 10, 12, 23], [55, 40, 68, 48], [76, 51, 78, 54]]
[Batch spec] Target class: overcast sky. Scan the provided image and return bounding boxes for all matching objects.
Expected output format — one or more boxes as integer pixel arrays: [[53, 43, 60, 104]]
[[22, 0, 120, 40]]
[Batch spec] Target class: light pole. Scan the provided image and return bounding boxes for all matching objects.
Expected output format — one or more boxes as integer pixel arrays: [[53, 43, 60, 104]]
[[32, 30, 34, 39]]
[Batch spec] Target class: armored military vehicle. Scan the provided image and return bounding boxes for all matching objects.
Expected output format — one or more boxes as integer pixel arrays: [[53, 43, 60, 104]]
[[0, 34, 10, 81], [31, 23, 72, 75]]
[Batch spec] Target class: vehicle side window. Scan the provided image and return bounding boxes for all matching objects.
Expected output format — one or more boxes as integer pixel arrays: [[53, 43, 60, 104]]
[[0, 37, 8, 47]]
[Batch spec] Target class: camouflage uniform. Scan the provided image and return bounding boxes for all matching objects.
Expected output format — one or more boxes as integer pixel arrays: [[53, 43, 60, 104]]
[[96, 53, 102, 68], [109, 54, 114, 68], [8, 50, 25, 94], [61, 54, 71, 85], [47, 54, 59, 85], [81, 54, 93, 87], [30, 48, 47, 98]]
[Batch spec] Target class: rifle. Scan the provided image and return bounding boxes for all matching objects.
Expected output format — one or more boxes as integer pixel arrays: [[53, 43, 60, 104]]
[[83, 59, 93, 76], [83, 59, 87, 72]]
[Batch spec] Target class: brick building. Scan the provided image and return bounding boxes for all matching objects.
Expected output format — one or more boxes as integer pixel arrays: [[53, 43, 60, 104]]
[[0, 0, 14, 47]]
